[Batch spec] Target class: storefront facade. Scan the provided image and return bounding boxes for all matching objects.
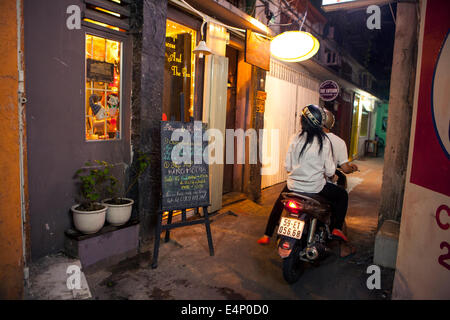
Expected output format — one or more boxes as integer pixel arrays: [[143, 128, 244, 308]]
[[23, 0, 270, 259]]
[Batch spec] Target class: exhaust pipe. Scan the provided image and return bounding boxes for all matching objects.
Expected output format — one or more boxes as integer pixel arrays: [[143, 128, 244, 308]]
[[306, 246, 319, 260]]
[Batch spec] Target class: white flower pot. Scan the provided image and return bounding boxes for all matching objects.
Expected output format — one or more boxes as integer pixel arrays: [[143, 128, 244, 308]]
[[102, 198, 134, 226], [71, 204, 106, 234]]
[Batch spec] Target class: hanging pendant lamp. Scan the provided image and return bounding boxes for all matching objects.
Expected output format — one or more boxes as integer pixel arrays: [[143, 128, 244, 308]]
[[193, 40, 212, 58], [193, 20, 212, 58], [270, 30, 320, 62]]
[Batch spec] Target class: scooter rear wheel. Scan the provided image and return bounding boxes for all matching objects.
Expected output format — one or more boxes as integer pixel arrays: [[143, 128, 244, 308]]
[[282, 244, 304, 284]]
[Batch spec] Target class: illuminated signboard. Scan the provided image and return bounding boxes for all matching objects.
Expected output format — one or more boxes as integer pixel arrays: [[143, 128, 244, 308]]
[[322, 0, 356, 4], [322, 0, 392, 12]]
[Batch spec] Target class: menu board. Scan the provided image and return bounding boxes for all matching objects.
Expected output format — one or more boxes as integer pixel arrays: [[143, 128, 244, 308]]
[[86, 59, 114, 82], [161, 121, 210, 211]]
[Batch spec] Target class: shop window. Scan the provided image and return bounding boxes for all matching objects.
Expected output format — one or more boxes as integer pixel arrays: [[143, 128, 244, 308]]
[[85, 34, 122, 141], [163, 20, 196, 122]]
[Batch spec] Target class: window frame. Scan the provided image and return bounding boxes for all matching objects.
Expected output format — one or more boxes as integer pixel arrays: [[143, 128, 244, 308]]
[[83, 27, 127, 143], [167, 4, 205, 121]]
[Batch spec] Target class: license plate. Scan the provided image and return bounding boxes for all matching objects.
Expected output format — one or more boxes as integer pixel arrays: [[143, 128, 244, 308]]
[[277, 217, 305, 239]]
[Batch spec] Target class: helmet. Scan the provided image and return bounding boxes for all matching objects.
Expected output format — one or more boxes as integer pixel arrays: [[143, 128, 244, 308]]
[[323, 108, 335, 130], [302, 104, 325, 128]]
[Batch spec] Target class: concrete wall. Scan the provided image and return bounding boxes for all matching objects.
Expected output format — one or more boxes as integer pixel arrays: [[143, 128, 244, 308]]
[[24, 0, 132, 259], [0, 0, 25, 299], [392, 0, 450, 299], [375, 103, 388, 144]]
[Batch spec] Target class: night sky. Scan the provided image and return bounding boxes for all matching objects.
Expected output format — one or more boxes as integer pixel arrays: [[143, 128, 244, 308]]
[[310, 1, 397, 100]]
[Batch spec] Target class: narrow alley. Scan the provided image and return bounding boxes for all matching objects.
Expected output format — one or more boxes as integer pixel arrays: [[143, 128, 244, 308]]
[[76, 157, 394, 300]]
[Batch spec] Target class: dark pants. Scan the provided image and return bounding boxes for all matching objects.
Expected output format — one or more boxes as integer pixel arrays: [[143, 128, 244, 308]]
[[264, 182, 348, 237]]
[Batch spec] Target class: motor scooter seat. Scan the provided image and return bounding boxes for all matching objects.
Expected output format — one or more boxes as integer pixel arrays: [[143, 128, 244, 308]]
[[282, 191, 332, 224], [283, 191, 331, 207]]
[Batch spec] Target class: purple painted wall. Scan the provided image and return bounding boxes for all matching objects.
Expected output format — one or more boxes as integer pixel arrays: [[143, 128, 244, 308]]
[[24, 0, 132, 259]]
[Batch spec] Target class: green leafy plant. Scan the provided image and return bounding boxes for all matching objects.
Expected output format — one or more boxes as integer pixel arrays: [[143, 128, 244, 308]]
[[74, 160, 115, 211], [105, 150, 150, 205]]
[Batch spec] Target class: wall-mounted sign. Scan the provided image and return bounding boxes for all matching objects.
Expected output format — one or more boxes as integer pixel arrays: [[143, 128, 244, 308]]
[[256, 91, 267, 113], [410, 0, 450, 196], [245, 30, 270, 71], [86, 59, 114, 82], [319, 80, 339, 101]]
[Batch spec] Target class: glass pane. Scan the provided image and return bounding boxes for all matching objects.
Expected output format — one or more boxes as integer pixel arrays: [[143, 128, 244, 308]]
[[106, 39, 120, 64], [86, 35, 93, 59], [163, 20, 196, 122], [92, 35, 106, 61], [85, 34, 121, 141]]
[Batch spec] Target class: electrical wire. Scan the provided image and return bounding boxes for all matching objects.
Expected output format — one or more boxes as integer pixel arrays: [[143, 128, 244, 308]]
[[178, 0, 273, 39], [299, 9, 307, 31], [389, 2, 396, 25]]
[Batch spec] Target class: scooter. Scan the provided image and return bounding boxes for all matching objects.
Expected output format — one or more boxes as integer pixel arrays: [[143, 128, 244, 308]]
[[277, 170, 347, 284]]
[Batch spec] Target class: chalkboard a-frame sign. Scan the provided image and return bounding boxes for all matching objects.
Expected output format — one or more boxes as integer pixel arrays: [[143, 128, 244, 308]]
[[152, 121, 214, 269], [160, 121, 210, 210]]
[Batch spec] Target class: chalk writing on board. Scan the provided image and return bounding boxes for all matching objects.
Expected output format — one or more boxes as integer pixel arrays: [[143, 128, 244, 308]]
[[161, 121, 209, 211]]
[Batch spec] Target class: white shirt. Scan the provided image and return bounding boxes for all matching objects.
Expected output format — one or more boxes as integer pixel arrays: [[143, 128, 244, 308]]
[[285, 133, 336, 193], [326, 132, 349, 166]]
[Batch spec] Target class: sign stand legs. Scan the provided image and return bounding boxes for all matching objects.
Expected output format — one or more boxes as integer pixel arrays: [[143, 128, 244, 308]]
[[151, 206, 214, 269], [203, 206, 214, 256]]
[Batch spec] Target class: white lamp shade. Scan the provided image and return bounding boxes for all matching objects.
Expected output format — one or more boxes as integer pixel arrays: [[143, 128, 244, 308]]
[[270, 31, 320, 62], [193, 40, 212, 57]]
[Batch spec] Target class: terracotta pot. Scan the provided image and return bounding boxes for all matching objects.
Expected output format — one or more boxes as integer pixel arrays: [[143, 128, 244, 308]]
[[71, 204, 106, 234], [102, 198, 134, 226]]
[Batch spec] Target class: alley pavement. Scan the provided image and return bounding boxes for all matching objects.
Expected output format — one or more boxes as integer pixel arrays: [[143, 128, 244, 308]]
[[81, 156, 394, 300]]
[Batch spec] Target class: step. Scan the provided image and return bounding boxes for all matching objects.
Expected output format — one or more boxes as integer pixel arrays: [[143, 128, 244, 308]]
[[64, 218, 139, 271], [374, 219, 400, 269]]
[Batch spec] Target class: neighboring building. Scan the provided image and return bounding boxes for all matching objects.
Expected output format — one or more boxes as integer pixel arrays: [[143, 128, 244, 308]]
[[245, 0, 382, 189], [0, 0, 26, 300]]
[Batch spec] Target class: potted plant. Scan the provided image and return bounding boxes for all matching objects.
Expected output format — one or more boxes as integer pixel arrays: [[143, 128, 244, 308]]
[[72, 161, 113, 234], [102, 151, 150, 226]]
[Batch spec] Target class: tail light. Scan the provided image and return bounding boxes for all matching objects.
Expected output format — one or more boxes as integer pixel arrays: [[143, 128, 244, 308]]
[[284, 199, 303, 215]]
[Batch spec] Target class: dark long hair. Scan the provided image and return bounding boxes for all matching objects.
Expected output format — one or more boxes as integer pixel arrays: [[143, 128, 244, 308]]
[[298, 115, 327, 158]]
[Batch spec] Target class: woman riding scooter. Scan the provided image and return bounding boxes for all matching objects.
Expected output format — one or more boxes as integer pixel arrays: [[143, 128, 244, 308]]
[[257, 104, 355, 258]]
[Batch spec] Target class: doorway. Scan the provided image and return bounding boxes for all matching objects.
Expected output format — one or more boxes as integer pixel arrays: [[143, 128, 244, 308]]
[[349, 94, 361, 160], [223, 46, 238, 194]]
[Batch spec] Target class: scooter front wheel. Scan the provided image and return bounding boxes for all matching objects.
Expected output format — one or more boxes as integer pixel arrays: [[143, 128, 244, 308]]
[[282, 244, 304, 284]]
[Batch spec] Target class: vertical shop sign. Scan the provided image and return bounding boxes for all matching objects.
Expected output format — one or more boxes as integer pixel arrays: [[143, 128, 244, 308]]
[[256, 90, 267, 113], [245, 30, 270, 71], [409, 1, 450, 197]]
